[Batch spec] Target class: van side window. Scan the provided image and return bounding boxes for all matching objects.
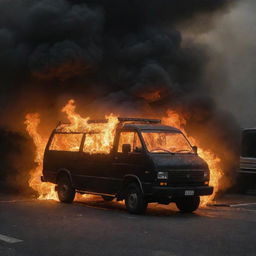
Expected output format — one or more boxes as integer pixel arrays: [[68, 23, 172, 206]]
[[49, 133, 83, 152], [83, 133, 106, 154], [118, 132, 143, 153]]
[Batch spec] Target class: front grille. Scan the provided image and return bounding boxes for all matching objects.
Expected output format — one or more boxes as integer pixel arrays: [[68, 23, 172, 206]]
[[168, 169, 205, 184], [168, 182, 205, 187]]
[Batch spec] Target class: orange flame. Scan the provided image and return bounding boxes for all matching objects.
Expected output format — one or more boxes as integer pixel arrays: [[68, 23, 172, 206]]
[[60, 99, 119, 154], [25, 113, 57, 200]]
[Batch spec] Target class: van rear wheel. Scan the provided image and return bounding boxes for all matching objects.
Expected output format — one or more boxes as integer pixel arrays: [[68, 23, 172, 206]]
[[125, 183, 148, 214], [57, 175, 75, 203], [176, 196, 200, 213]]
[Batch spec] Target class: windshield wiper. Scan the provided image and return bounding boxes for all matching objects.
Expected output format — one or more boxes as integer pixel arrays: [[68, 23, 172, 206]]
[[173, 149, 193, 153], [151, 148, 175, 154]]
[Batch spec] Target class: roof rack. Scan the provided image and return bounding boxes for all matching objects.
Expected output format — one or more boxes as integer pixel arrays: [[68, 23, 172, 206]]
[[55, 117, 161, 131], [55, 119, 108, 128], [118, 117, 161, 124], [87, 119, 108, 124], [55, 121, 70, 129]]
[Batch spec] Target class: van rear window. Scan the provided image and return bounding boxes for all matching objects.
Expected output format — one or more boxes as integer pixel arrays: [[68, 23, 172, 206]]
[[49, 133, 83, 152]]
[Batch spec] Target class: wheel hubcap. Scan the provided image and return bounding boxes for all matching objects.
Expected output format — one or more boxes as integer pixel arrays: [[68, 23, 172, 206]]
[[59, 184, 68, 198], [128, 192, 138, 209]]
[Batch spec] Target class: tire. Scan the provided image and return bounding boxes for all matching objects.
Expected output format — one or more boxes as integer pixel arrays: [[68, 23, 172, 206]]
[[101, 195, 114, 201], [57, 175, 75, 203], [125, 183, 148, 214], [176, 196, 200, 213]]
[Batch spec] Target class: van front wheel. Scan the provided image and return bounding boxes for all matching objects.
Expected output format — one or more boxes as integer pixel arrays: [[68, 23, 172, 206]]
[[176, 196, 200, 213], [57, 175, 75, 203], [125, 183, 148, 214]]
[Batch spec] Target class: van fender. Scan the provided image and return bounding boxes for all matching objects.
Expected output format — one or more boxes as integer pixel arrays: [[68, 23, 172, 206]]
[[56, 169, 74, 186], [123, 174, 144, 194]]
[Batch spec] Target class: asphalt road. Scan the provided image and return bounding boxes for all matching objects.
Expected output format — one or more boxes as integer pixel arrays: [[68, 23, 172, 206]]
[[0, 194, 256, 256]]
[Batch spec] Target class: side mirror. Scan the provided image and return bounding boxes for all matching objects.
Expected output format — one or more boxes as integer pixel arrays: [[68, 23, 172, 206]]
[[192, 146, 198, 154], [134, 146, 143, 153], [122, 144, 131, 154]]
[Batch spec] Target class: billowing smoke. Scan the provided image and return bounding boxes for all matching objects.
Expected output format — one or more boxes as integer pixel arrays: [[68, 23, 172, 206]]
[[189, 0, 256, 128], [0, 0, 241, 193]]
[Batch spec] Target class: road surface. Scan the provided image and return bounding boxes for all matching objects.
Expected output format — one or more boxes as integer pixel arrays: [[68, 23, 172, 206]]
[[0, 194, 256, 256]]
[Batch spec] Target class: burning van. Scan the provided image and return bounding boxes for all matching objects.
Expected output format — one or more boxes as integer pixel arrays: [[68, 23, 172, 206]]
[[41, 117, 213, 214]]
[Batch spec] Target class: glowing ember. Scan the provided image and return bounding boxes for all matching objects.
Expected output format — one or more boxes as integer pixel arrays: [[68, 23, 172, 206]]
[[141, 90, 162, 102], [25, 100, 222, 206]]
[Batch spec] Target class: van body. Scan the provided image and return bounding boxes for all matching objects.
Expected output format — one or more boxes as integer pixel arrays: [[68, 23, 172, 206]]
[[42, 118, 213, 213]]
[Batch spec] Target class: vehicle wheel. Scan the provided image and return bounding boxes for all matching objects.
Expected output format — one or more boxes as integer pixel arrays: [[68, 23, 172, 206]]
[[57, 175, 75, 203], [176, 196, 200, 213], [101, 195, 114, 201], [125, 183, 148, 214]]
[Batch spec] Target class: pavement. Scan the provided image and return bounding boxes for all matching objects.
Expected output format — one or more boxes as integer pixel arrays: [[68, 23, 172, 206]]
[[209, 193, 256, 208], [0, 193, 256, 256]]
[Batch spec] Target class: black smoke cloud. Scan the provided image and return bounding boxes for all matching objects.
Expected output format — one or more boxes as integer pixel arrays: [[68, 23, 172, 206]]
[[0, 0, 240, 193], [0, 0, 234, 100]]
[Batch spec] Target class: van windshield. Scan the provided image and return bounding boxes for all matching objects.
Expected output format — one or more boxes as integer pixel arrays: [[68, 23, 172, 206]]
[[142, 131, 193, 154]]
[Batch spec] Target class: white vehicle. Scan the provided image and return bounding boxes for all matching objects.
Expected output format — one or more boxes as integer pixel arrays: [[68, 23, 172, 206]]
[[240, 129, 256, 175], [238, 129, 256, 192]]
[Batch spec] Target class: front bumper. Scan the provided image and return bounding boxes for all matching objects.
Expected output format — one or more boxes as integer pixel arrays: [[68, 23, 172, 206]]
[[152, 185, 214, 198]]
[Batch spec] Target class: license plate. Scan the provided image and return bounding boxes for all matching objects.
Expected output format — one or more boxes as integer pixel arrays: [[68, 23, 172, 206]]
[[185, 190, 194, 196]]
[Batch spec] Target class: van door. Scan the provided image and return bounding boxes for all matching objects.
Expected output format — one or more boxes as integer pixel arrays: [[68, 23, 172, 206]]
[[44, 132, 83, 185], [110, 131, 146, 194], [76, 133, 112, 193]]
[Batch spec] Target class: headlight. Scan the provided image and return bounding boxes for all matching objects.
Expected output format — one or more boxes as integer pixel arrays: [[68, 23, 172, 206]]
[[157, 171, 168, 179], [204, 171, 210, 178]]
